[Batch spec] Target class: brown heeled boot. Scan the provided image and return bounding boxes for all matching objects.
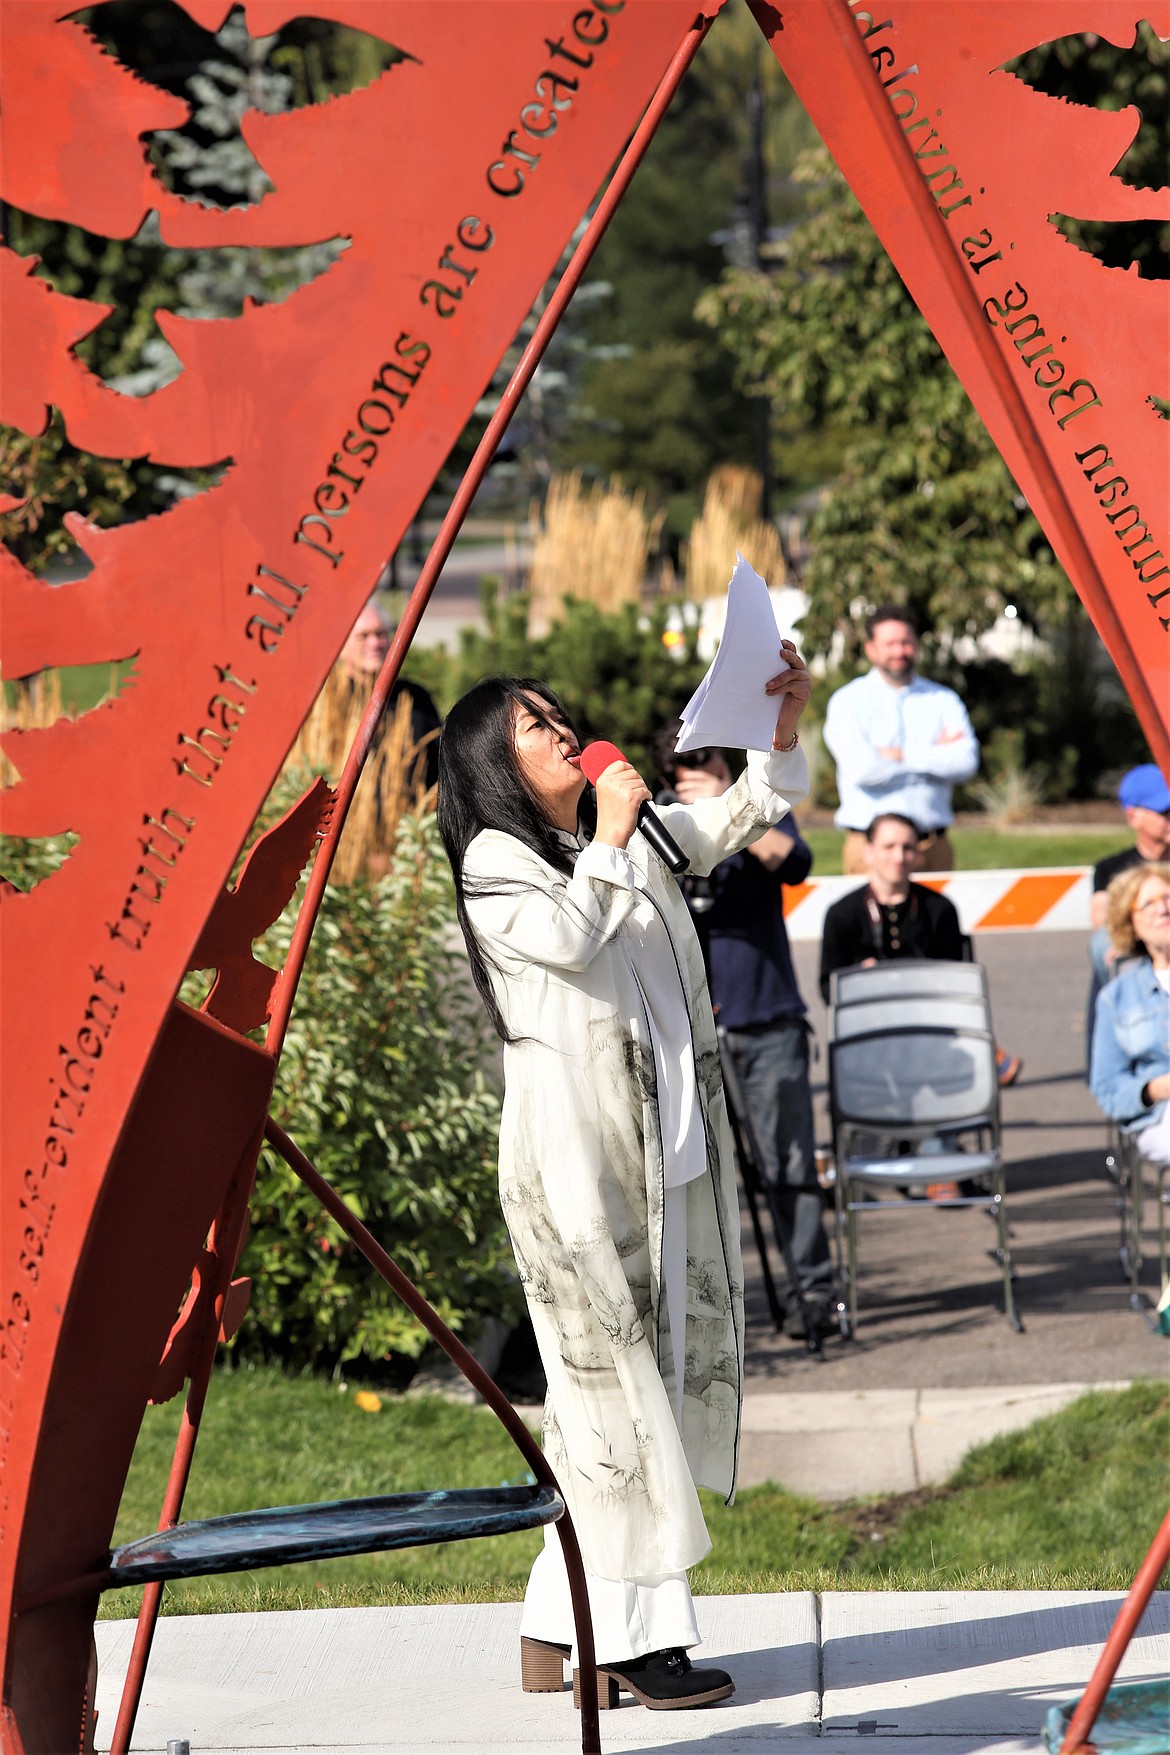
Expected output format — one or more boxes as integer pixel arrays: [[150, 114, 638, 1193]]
[[520, 1635, 570, 1693]]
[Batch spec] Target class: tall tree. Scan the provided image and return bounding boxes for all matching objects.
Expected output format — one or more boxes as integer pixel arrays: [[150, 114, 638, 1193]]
[[551, 3, 819, 539], [699, 137, 1150, 791], [699, 145, 1074, 662]]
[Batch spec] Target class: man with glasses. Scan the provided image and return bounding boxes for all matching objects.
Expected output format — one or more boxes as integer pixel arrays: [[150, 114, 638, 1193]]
[[823, 605, 979, 877], [340, 598, 442, 788]]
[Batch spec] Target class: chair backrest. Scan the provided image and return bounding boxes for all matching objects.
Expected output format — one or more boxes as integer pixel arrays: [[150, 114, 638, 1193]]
[[829, 1018, 998, 1131], [831, 995, 988, 1041], [829, 959, 987, 1010]]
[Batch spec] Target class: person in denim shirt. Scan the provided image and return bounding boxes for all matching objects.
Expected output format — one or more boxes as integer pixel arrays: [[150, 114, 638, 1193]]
[[1090, 862, 1170, 1161]]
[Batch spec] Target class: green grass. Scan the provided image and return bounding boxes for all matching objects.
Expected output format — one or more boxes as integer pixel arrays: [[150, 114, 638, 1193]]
[[3, 661, 134, 717], [804, 825, 1130, 875], [99, 1370, 1168, 1618]]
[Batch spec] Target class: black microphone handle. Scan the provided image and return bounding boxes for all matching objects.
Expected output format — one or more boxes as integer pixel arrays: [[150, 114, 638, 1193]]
[[635, 801, 689, 875]]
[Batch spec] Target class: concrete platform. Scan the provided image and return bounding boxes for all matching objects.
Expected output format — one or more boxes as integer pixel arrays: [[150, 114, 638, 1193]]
[[94, 1591, 1168, 1753]]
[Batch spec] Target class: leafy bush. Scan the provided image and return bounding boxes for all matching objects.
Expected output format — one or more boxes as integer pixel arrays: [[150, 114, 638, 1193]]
[[409, 584, 708, 780], [237, 809, 516, 1373]]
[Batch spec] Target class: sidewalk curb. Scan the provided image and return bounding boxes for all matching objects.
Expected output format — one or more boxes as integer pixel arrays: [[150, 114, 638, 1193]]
[[736, 1379, 1131, 1498]]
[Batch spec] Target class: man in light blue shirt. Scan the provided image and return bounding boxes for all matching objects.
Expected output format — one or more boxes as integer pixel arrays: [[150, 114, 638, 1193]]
[[824, 605, 979, 875]]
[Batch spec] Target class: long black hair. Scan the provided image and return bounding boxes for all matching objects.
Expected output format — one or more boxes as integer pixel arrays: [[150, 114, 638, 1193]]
[[437, 676, 588, 1042]]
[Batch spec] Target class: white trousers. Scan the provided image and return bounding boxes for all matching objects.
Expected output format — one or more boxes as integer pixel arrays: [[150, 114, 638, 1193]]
[[1137, 1109, 1170, 1165], [519, 1530, 700, 1666], [521, 1184, 701, 1666]]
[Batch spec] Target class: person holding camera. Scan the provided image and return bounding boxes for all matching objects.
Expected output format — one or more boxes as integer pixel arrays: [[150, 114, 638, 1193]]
[[652, 724, 839, 1339]]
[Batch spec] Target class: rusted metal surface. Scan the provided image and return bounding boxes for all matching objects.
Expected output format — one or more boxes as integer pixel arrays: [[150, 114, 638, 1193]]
[[757, 0, 1170, 771], [0, 4, 717, 1746], [3, 0, 1168, 1747]]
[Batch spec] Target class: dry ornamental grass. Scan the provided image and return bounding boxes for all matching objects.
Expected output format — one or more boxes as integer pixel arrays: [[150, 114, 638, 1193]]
[[1, 670, 70, 789], [685, 465, 788, 601], [286, 672, 435, 885], [527, 470, 664, 617]]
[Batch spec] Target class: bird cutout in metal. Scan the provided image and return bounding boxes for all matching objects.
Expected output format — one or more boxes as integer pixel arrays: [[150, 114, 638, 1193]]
[[0, 411, 232, 603], [1002, 19, 1170, 279], [189, 774, 333, 1032], [68, 1, 414, 213], [2, 209, 351, 389]]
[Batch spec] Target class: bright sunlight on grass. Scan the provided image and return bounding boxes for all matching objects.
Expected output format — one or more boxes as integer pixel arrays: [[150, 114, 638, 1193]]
[[100, 1370, 1167, 1618]]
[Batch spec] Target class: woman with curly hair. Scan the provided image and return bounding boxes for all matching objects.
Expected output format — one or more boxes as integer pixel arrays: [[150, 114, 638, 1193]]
[[1090, 861, 1170, 1166]]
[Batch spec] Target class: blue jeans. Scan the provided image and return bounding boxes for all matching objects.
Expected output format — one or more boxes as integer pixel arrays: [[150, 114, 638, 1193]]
[[722, 1018, 834, 1294]]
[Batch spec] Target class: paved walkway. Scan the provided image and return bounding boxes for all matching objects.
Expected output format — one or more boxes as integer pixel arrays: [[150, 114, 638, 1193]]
[[94, 1590, 1168, 1752], [486, 930, 1164, 1498], [92, 927, 1167, 1751], [735, 1379, 1128, 1497], [742, 931, 1167, 1399]]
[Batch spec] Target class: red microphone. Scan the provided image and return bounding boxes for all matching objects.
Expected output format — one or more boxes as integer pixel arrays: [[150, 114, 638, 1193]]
[[579, 741, 689, 875]]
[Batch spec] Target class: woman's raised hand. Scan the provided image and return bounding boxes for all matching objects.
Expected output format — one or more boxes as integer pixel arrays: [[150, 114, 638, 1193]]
[[593, 760, 652, 850], [766, 641, 812, 751]]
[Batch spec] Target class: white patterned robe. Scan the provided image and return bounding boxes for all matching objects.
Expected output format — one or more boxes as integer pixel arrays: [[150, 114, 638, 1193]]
[[464, 747, 809, 1580]]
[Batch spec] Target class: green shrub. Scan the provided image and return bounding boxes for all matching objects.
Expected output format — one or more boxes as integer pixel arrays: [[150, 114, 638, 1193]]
[[409, 584, 708, 780], [238, 809, 516, 1373]]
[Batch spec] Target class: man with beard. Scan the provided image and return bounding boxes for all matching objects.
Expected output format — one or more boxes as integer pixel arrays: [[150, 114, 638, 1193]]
[[824, 605, 978, 877]]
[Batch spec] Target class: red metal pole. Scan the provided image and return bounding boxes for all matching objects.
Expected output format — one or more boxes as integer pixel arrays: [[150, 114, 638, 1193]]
[[264, 1118, 602, 1755], [266, 7, 719, 1057], [108, 1118, 269, 1755], [1059, 1505, 1170, 1753]]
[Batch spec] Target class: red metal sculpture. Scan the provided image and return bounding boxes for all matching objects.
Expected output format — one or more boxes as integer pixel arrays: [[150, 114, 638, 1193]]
[[2, 2, 1167, 1749], [760, 0, 1170, 769], [0, 5, 715, 1746]]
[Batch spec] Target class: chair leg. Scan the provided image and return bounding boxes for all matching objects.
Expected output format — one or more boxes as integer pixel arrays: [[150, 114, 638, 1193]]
[[1157, 1161, 1168, 1294], [994, 1176, 1022, 1332], [833, 1160, 847, 1279], [845, 1192, 860, 1331]]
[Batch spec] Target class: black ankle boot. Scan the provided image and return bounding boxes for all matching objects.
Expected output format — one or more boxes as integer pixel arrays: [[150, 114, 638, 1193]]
[[576, 1647, 734, 1710]]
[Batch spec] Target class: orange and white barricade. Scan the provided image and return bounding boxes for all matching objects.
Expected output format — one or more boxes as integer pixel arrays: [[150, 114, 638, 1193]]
[[781, 868, 1092, 941]]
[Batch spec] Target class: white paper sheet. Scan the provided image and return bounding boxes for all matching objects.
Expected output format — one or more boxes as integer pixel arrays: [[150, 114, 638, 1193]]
[[674, 552, 789, 753]]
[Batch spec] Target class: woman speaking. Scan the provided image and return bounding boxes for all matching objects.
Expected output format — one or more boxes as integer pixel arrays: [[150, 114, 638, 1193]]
[[436, 645, 810, 1712]]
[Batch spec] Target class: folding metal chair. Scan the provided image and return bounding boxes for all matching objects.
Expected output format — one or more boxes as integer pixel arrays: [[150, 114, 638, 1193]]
[[829, 958, 988, 1012], [1105, 1123, 1169, 1319], [828, 982, 1021, 1333]]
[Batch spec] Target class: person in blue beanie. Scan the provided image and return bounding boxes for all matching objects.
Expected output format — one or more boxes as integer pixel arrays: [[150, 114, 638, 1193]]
[[1086, 765, 1170, 1062]]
